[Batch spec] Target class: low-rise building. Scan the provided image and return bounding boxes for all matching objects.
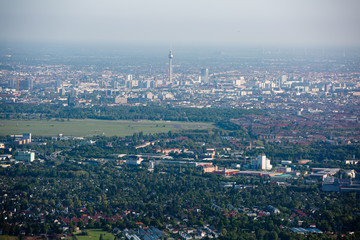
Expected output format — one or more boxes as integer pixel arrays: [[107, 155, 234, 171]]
[[345, 170, 356, 178], [268, 205, 281, 214], [202, 165, 218, 173], [345, 160, 359, 165], [277, 167, 292, 173], [310, 168, 340, 180], [15, 151, 35, 162], [126, 155, 143, 165], [0, 154, 12, 160]]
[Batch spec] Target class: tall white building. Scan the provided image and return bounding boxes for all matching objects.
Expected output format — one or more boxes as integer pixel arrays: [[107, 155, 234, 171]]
[[252, 154, 272, 170], [200, 68, 209, 84]]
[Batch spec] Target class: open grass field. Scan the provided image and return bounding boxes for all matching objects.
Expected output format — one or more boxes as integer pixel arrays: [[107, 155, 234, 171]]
[[75, 229, 115, 240], [0, 119, 212, 137], [0, 236, 18, 240]]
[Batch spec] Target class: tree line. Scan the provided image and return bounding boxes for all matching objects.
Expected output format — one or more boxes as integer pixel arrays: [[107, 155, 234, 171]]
[[0, 103, 264, 122]]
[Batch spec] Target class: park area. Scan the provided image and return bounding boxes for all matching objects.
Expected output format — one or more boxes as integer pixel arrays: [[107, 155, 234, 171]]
[[0, 119, 211, 137], [75, 229, 115, 240]]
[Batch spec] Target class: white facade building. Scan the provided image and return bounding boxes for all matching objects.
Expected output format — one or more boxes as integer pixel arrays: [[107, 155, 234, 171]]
[[200, 68, 209, 84], [253, 154, 272, 170]]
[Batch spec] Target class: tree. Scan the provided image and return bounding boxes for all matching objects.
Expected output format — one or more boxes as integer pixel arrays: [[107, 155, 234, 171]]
[[221, 228, 227, 237], [264, 231, 278, 240]]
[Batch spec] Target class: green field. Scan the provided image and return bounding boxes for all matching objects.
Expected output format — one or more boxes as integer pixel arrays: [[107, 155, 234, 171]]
[[0, 236, 18, 240], [0, 119, 212, 137], [75, 229, 115, 240]]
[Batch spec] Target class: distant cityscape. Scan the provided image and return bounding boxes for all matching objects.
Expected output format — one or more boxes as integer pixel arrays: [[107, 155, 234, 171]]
[[1, 47, 359, 111], [0, 46, 360, 239]]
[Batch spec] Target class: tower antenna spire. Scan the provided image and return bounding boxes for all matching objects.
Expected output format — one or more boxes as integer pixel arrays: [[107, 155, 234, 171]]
[[168, 43, 173, 84]]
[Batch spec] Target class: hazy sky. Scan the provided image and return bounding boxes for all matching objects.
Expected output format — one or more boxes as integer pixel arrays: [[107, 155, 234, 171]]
[[1, 0, 359, 47]]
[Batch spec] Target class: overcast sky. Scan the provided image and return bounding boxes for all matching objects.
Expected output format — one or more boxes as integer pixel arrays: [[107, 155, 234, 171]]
[[1, 0, 359, 47]]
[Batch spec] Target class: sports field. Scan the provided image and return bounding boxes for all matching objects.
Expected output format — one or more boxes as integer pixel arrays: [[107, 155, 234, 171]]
[[0, 119, 211, 137]]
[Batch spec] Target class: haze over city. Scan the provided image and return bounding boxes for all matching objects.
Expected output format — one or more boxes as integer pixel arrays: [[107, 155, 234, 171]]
[[1, 0, 360, 47]]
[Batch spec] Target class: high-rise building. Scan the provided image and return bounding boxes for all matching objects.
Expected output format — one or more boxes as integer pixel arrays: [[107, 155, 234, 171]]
[[201, 68, 209, 84], [325, 84, 331, 92], [15, 78, 19, 91], [168, 50, 173, 83], [71, 89, 78, 98], [112, 80, 119, 89], [23, 133, 32, 143], [9, 78, 15, 89], [141, 80, 151, 89], [56, 79, 62, 89], [27, 78, 34, 90], [60, 88, 66, 95], [125, 80, 132, 90], [280, 75, 287, 86], [150, 80, 156, 88], [252, 154, 272, 170], [9, 78, 19, 90]]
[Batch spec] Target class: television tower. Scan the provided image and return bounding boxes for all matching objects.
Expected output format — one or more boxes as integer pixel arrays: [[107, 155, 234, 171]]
[[168, 49, 173, 83]]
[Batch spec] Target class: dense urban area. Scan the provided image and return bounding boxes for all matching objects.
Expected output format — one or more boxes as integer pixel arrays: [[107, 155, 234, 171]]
[[0, 45, 360, 239]]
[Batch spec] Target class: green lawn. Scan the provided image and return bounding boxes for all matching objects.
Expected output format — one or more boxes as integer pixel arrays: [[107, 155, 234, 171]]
[[75, 229, 115, 240], [0, 236, 18, 240], [0, 119, 212, 137]]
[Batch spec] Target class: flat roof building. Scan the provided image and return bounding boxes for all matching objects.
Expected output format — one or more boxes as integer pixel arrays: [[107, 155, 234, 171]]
[[126, 155, 143, 165], [15, 151, 35, 162]]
